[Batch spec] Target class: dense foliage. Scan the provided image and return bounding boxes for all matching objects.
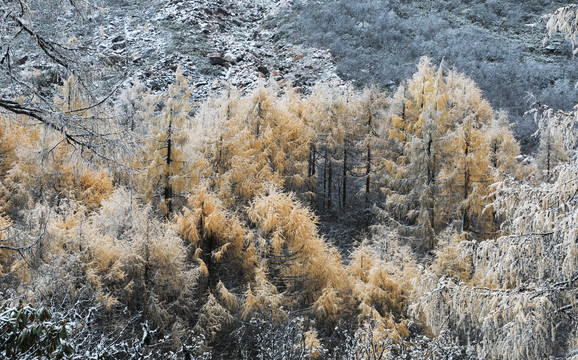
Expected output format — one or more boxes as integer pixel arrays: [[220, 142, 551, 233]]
[[0, 2, 576, 359]]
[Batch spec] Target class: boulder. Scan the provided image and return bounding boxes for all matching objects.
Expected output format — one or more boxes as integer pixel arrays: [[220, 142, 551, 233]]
[[112, 34, 125, 43], [208, 53, 226, 66], [257, 65, 269, 76], [223, 52, 237, 64]]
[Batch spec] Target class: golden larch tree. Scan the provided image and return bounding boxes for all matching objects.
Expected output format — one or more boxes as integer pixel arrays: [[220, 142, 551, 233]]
[[144, 68, 192, 215]]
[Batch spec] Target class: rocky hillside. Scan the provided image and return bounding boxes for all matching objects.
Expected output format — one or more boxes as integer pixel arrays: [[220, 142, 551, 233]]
[[6, 0, 342, 105]]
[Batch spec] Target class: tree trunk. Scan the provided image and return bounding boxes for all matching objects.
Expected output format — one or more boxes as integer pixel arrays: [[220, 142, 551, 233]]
[[462, 137, 470, 232], [323, 147, 328, 207], [366, 144, 371, 203], [425, 135, 435, 249], [164, 120, 173, 215], [343, 148, 347, 209], [546, 132, 551, 183], [309, 143, 316, 177], [366, 107, 373, 203], [328, 154, 332, 211]]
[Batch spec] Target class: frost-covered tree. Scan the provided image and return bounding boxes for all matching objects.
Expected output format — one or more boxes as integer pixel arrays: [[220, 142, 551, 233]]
[[0, 0, 130, 160], [542, 4, 578, 162], [306, 84, 385, 212], [248, 187, 348, 306], [356, 86, 388, 204], [406, 8, 578, 357], [531, 106, 575, 183], [0, 118, 17, 179], [143, 68, 192, 215], [384, 58, 514, 244], [547, 4, 578, 54], [384, 58, 450, 249], [440, 70, 498, 234], [197, 84, 313, 205], [411, 162, 578, 359], [486, 112, 521, 177]]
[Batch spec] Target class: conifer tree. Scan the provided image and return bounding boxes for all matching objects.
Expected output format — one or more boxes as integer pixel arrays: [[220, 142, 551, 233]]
[[0, 118, 16, 178], [177, 187, 256, 293], [247, 186, 348, 305], [547, 4, 578, 54], [532, 106, 572, 182], [384, 58, 510, 244], [385, 58, 449, 249], [307, 84, 361, 212], [536, 126, 568, 183], [440, 71, 494, 234], [144, 68, 191, 215], [486, 112, 521, 178], [115, 80, 155, 134], [0, 212, 14, 277], [198, 84, 313, 205], [358, 86, 388, 203]]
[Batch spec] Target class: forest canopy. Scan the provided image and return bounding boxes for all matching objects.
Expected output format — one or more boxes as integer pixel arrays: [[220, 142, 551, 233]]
[[0, 1, 577, 359]]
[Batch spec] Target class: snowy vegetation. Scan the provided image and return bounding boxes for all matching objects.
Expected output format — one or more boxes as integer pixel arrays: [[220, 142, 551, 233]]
[[277, 0, 578, 152], [0, 1, 577, 359]]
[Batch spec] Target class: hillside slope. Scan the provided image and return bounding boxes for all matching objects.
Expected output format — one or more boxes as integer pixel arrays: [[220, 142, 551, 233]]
[[276, 0, 578, 152]]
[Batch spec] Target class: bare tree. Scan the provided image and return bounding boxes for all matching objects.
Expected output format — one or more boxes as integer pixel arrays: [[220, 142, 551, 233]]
[[0, 0, 128, 161]]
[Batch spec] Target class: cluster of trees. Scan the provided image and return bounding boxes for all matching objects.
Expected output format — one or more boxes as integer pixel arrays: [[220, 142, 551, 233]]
[[1, 3, 577, 360]]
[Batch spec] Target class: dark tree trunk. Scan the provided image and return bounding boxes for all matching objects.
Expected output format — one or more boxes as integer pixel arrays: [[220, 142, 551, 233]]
[[343, 148, 347, 209], [366, 144, 371, 203], [323, 147, 328, 207], [463, 137, 470, 232], [164, 120, 173, 215], [425, 135, 435, 249], [328, 155, 332, 211]]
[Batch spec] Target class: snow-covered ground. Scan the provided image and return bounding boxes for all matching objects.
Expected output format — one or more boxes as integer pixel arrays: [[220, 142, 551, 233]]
[[77, 0, 342, 101]]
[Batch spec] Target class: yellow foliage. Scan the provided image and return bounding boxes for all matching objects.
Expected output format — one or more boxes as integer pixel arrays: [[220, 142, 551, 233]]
[[216, 280, 240, 311], [195, 293, 234, 342], [304, 329, 323, 359], [312, 285, 341, 327], [383, 57, 512, 242], [198, 261, 212, 280], [88, 235, 125, 280], [197, 84, 314, 204], [9, 259, 30, 283], [0, 213, 14, 276], [176, 187, 249, 269], [431, 230, 473, 283], [140, 67, 193, 214], [389, 57, 449, 142], [348, 246, 409, 321], [0, 116, 39, 215], [79, 168, 114, 209], [0, 118, 17, 177], [36, 189, 197, 329], [96, 290, 120, 312], [2, 118, 115, 211], [241, 268, 285, 321], [248, 187, 349, 305]]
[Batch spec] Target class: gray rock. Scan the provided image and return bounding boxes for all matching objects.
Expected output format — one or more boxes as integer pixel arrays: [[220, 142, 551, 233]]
[[208, 53, 226, 66], [223, 53, 237, 64], [112, 34, 125, 43], [112, 41, 126, 51]]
